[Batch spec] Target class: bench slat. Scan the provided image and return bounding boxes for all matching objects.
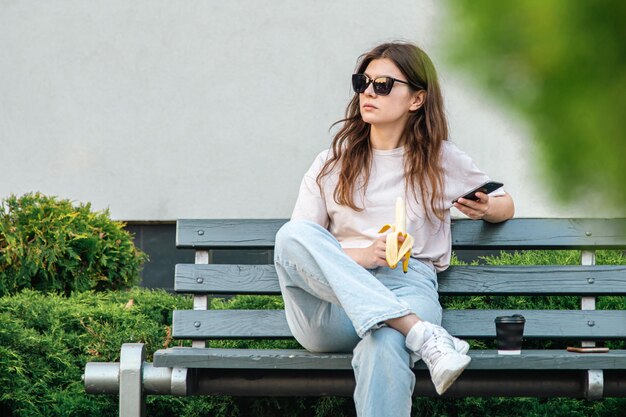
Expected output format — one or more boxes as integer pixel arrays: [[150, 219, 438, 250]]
[[176, 218, 626, 249], [153, 347, 626, 370], [172, 309, 626, 339], [177, 219, 285, 249], [175, 264, 626, 295], [451, 218, 626, 249]]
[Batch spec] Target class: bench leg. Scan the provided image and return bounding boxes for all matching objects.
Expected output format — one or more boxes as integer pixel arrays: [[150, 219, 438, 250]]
[[119, 343, 146, 417]]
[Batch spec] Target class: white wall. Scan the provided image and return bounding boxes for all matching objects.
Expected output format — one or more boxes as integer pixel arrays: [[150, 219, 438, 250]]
[[0, 1, 613, 220]]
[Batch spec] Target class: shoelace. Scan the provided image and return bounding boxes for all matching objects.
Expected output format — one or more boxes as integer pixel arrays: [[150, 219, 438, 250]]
[[420, 327, 456, 366]]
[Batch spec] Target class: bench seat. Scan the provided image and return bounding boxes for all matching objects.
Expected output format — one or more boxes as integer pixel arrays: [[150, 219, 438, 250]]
[[154, 348, 626, 370], [163, 218, 626, 400], [83, 217, 626, 414]]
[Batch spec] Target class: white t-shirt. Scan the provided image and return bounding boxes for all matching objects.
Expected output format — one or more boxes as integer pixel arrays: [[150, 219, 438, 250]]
[[291, 142, 506, 272]]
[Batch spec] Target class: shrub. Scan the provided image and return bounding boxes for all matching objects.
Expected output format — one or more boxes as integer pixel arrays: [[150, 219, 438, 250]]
[[0, 289, 350, 417], [0, 192, 147, 296], [0, 289, 185, 416]]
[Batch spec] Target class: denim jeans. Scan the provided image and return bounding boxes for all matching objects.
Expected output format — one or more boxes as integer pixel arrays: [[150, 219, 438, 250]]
[[273, 219, 442, 417]]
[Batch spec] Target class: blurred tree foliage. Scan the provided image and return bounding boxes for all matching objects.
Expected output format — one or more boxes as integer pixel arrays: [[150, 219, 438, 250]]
[[443, 1, 625, 211]]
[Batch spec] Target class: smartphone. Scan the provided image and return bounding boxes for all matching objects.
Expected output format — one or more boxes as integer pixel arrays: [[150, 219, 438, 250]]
[[452, 181, 504, 204]]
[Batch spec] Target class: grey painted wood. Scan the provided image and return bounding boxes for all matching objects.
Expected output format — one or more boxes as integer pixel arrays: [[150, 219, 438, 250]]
[[176, 218, 626, 249], [175, 264, 626, 295], [172, 309, 626, 339], [153, 348, 626, 370], [450, 218, 626, 249], [175, 264, 280, 294], [437, 265, 626, 295], [155, 348, 353, 370], [177, 219, 286, 249]]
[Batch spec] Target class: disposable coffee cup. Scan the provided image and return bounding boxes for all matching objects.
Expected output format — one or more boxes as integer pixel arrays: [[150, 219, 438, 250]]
[[495, 314, 525, 355]]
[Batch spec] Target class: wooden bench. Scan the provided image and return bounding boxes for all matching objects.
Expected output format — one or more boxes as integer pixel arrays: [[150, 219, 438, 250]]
[[84, 218, 626, 417]]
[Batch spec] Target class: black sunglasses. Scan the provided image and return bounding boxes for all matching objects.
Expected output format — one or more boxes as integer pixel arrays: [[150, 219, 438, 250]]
[[351, 73, 415, 96]]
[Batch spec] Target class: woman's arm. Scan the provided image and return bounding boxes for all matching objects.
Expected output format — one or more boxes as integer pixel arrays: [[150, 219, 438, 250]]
[[453, 192, 515, 223]]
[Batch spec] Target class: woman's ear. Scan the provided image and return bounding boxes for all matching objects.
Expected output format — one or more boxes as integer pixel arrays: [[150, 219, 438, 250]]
[[409, 90, 427, 111]]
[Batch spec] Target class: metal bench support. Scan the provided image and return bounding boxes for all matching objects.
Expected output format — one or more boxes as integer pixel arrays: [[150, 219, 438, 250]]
[[193, 250, 210, 348], [580, 250, 596, 348], [586, 369, 604, 400], [120, 343, 146, 417], [581, 250, 604, 400], [83, 342, 189, 409]]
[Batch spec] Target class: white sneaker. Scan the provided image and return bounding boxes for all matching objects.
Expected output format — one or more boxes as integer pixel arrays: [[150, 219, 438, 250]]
[[407, 321, 471, 395], [435, 323, 470, 355], [407, 323, 470, 360], [456, 338, 470, 355]]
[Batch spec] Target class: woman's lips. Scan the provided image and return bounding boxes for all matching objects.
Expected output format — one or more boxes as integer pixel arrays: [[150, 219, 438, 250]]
[[362, 103, 378, 110]]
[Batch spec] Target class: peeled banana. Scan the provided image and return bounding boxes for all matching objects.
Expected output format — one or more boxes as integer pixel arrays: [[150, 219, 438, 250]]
[[378, 197, 414, 273]]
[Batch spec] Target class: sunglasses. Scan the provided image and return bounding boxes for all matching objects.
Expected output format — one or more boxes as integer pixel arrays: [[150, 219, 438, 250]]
[[351, 73, 414, 96]]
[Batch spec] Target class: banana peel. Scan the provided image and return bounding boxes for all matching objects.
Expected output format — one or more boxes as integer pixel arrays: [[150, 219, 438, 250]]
[[378, 197, 414, 273]]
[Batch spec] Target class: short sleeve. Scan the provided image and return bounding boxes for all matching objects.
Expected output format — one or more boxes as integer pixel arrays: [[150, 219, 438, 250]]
[[290, 150, 330, 229], [442, 142, 506, 208]]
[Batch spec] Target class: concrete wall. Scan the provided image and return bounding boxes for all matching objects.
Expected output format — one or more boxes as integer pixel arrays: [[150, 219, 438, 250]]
[[0, 1, 613, 220]]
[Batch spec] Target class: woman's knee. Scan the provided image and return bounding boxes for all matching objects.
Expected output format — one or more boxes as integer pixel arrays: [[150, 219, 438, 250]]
[[353, 326, 409, 364], [275, 219, 330, 260], [276, 219, 314, 248]]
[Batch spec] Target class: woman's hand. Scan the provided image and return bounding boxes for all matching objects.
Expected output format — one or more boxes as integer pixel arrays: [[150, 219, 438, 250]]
[[454, 192, 515, 223], [343, 235, 405, 269], [453, 192, 491, 220]]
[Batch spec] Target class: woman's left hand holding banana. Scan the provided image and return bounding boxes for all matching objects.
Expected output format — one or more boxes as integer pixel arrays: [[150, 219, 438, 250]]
[[343, 234, 407, 270]]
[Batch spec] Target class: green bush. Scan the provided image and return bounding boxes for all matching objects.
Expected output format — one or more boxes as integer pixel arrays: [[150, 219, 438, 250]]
[[0, 289, 186, 416], [0, 251, 624, 416], [0, 289, 350, 417], [0, 192, 147, 296]]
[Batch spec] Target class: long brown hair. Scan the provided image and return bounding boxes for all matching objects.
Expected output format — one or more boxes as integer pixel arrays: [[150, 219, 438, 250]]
[[316, 42, 448, 222]]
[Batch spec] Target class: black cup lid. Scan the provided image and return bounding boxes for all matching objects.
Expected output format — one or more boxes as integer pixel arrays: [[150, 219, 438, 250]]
[[495, 315, 525, 324]]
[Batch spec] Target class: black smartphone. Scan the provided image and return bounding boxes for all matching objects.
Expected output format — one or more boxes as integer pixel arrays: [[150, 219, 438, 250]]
[[452, 181, 504, 204]]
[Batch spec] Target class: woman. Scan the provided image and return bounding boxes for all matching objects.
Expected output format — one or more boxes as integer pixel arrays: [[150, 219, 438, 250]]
[[273, 42, 515, 417]]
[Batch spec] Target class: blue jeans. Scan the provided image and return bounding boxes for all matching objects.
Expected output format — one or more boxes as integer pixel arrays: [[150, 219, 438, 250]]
[[273, 219, 442, 417]]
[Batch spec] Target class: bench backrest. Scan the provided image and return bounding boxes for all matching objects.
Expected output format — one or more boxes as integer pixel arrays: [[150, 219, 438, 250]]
[[173, 219, 626, 344]]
